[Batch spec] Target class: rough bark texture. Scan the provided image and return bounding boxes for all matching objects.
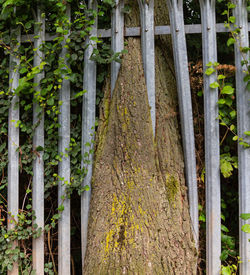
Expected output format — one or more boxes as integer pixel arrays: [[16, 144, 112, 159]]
[[83, 0, 197, 274]]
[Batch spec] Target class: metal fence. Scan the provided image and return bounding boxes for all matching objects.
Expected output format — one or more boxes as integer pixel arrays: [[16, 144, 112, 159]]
[[5, 0, 250, 274]]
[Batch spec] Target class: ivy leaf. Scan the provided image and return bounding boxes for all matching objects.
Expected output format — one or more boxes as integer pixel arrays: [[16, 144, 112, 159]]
[[220, 158, 233, 178], [2, 0, 14, 9], [241, 224, 250, 233], [206, 61, 213, 67], [58, 205, 64, 212], [47, 98, 54, 106], [228, 16, 236, 23], [221, 85, 234, 95], [205, 67, 215, 75], [247, 82, 250, 91], [19, 67, 28, 74], [210, 82, 219, 89], [240, 213, 250, 220], [221, 225, 229, 232], [56, 27, 64, 33], [36, 146, 44, 151], [232, 135, 238, 141], [243, 74, 250, 82], [220, 153, 237, 178], [220, 250, 229, 261], [230, 110, 236, 118], [218, 99, 225, 105], [221, 265, 232, 275], [218, 74, 226, 80], [227, 38, 236, 47]]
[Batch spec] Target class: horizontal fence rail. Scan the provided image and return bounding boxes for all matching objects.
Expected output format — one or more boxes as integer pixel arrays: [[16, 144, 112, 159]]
[[20, 23, 250, 42], [3, 1, 250, 275]]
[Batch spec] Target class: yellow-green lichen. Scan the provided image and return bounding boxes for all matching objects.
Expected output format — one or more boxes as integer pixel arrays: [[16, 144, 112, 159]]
[[103, 189, 147, 258], [166, 174, 180, 206]]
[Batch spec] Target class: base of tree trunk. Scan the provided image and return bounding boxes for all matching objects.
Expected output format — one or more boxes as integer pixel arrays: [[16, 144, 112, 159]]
[[83, 37, 197, 274]]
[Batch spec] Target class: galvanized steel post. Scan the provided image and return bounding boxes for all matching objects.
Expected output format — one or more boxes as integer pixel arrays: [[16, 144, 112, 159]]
[[81, 0, 97, 267], [8, 21, 20, 275], [234, 1, 250, 274], [58, 6, 71, 275], [199, 0, 221, 274], [111, 0, 124, 93], [166, 0, 199, 248], [137, 0, 156, 135], [32, 5, 45, 274]]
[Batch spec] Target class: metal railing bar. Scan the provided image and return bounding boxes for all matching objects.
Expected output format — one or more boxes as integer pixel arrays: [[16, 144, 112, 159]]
[[234, 1, 250, 274], [32, 5, 45, 274], [138, 0, 156, 136], [8, 15, 21, 275], [58, 6, 71, 275], [81, 0, 97, 268], [111, 0, 124, 93], [166, 0, 199, 249], [199, 0, 221, 274]]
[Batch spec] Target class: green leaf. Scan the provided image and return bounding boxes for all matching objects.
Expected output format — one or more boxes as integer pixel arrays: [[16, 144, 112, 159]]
[[47, 98, 54, 106], [244, 131, 250, 136], [224, 97, 233, 106], [221, 85, 234, 95], [228, 16, 236, 23], [3, 0, 14, 8], [210, 82, 219, 89], [206, 61, 213, 67], [221, 225, 229, 232], [217, 74, 226, 80], [228, 3, 236, 9], [227, 38, 236, 47], [218, 99, 225, 105], [25, 21, 32, 29], [220, 154, 235, 178], [36, 146, 44, 151], [74, 90, 86, 99], [71, 54, 77, 61], [221, 265, 232, 275], [85, 185, 90, 191], [230, 124, 235, 131], [241, 224, 250, 233], [56, 27, 64, 33], [247, 82, 250, 91], [230, 110, 236, 118], [205, 67, 215, 75], [58, 205, 64, 212], [7, 263, 13, 271], [240, 213, 250, 220], [243, 74, 250, 82], [197, 91, 203, 97], [232, 135, 238, 141], [220, 250, 229, 261], [19, 67, 28, 74]]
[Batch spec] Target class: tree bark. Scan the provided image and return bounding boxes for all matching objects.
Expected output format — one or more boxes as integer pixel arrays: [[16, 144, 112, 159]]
[[83, 0, 197, 273]]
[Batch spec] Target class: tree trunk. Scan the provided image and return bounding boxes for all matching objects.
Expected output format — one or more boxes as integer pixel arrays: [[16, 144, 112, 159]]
[[83, 0, 197, 273]]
